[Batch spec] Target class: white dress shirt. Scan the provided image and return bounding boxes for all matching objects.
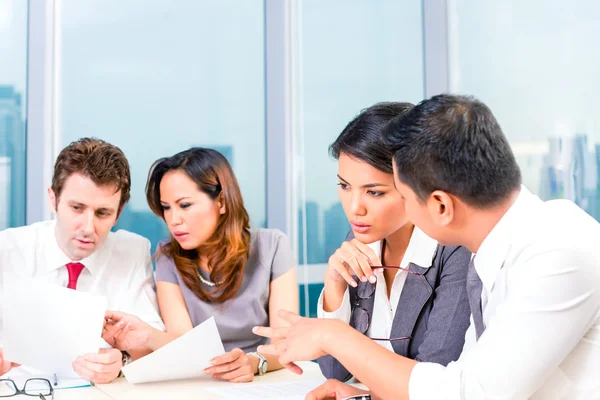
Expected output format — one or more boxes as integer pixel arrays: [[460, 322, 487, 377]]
[[317, 227, 438, 352], [410, 186, 600, 400], [0, 220, 164, 344]]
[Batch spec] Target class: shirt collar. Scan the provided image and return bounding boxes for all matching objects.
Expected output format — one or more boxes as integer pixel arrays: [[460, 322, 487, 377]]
[[475, 185, 540, 292], [367, 226, 438, 269], [43, 219, 108, 275]]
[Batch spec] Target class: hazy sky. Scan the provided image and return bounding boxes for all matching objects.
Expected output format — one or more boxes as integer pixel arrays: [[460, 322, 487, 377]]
[[2, 0, 600, 225]]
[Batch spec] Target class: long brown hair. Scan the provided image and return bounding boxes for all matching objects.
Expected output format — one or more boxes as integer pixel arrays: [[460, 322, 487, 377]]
[[146, 148, 251, 303]]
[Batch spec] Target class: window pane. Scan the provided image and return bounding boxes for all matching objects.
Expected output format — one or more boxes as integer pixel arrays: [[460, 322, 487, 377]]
[[58, 0, 266, 251], [294, 1, 425, 315], [0, 0, 28, 229], [449, 1, 600, 219]]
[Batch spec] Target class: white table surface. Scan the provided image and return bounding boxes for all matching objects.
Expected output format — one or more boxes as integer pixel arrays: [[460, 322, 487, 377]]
[[54, 361, 326, 400]]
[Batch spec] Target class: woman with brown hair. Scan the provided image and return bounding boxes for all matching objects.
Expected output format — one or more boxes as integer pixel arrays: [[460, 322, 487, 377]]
[[103, 147, 298, 382]]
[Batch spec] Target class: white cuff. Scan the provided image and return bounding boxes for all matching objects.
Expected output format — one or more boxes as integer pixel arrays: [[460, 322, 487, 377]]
[[317, 286, 351, 323], [408, 361, 448, 400]]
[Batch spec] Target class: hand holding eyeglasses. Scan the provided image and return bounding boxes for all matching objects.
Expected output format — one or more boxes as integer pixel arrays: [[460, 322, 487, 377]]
[[326, 239, 382, 287]]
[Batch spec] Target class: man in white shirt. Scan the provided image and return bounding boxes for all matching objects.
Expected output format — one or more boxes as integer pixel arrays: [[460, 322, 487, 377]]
[[253, 94, 600, 399], [0, 137, 163, 384]]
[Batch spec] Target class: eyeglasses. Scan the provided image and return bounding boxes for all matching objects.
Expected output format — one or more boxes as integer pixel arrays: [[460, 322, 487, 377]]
[[349, 266, 422, 340], [0, 379, 54, 400]]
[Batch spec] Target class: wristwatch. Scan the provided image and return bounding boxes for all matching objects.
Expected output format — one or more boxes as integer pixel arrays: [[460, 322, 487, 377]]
[[117, 351, 132, 378], [121, 350, 132, 367], [247, 352, 267, 376]]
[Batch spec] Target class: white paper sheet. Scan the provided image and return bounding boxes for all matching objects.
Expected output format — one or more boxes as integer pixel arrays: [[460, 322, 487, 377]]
[[122, 316, 225, 384], [205, 380, 326, 400], [1, 278, 107, 376]]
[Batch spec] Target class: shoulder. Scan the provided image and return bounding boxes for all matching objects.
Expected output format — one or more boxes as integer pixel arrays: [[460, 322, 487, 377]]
[[518, 199, 600, 258], [0, 220, 51, 252], [250, 228, 289, 249], [107, 229, 151, 260], [153, 239, 177, 269], [110, 229, 151, 249], [436, 245, 471, 274], [250, 228, 291, 262]]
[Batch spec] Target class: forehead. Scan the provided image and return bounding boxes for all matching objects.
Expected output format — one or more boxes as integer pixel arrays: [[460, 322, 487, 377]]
[[59, 173, 120, 209], [338, 153, 393, 184], [159, 170, 202, 198]]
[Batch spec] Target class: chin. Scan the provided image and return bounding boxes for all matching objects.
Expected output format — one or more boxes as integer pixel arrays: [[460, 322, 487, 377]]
[[175, 240, 200, 250], [352, 231, 382, 245]]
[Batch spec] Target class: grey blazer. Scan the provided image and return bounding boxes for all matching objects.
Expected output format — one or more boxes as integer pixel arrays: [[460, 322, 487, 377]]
[[317, 236, 471, 382]]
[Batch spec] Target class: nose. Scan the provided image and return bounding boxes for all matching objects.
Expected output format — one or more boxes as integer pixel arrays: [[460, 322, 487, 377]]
[[167, 207, 184, 227], [349, 192, 367, 217], [81, 210, 95, 235]]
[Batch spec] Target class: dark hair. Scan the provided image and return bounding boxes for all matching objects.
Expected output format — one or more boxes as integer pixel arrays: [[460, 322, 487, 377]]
[[384, 94, 521, 208], [329, 102, 414, 173], [52, 137, 131, 211], [146, 148, 251, 303]]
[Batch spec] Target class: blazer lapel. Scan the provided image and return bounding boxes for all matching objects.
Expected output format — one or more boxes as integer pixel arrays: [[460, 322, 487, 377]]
[[390, 262, 433, 355]]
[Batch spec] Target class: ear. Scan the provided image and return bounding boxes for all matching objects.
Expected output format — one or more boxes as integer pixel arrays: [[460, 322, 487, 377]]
[[114, 204, 126, 227], [47, 187, 58, 213], [427, 190, 454, 226], [217, 194, 226, 215]]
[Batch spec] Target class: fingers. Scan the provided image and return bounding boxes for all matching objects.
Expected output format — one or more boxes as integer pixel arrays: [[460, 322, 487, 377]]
[[305, 379, 339, 400], [341, 241, 377, 283], [112, 323, 130, 348], [104, 310, 126, 322], [73, 352, 121, 384], [350, 238, 381, 267], [212, 365, 252, 381], [257, 340, 286, 356], [72, 362, 119, 384], [83, 348, 121, 364], [277, 310, 301, 325], [285, 362, 304, 375], [204, 350, 254, 382], [328, 253, 357, 287], [209, 348, 243, 366], [252, 325, 288, 341]]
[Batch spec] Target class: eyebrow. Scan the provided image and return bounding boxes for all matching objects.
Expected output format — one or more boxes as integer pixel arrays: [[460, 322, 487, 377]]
[[337, 174, 390, 189], [67, 201, 115, 213], [160, 196, 191, 204]]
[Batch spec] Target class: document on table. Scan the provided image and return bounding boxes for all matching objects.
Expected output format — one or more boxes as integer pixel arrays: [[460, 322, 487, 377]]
[[3, 367, 90, 390], [1, 278, 107, 377], [205, 380, 327, 400], [122, 316, 225, 384]]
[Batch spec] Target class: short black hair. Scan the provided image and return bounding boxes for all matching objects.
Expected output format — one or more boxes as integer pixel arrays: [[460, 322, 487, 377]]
[[384, 94, 521, 208], [329, 102, 414, 174]]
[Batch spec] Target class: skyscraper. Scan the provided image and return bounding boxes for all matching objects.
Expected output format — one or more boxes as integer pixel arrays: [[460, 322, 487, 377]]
[[0, 157, 11, 229], [0, 86, 26, 228], [297, 201, 324, 264], [324, 202, 350, 259]]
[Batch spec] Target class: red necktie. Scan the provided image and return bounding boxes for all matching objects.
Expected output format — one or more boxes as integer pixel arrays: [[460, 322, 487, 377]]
[[66, 262, 85, 290]]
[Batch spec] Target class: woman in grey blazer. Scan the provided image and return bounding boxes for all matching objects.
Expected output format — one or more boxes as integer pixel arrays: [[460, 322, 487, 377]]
[[317, 102, 471, 382]]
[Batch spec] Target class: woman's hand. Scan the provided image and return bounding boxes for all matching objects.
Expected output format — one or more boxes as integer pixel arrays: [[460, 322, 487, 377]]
[[103, 310, 152, 351], [204, 348, 257, 383], [326, 239, 381, 287], [0, 347, 20, 376]]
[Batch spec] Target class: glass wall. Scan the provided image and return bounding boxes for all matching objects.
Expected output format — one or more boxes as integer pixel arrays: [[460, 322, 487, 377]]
[[0, 0, 28, 230], [449, 0, 600, 219], [294, 0, 425, 316], [57, 0, 266, 252]]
